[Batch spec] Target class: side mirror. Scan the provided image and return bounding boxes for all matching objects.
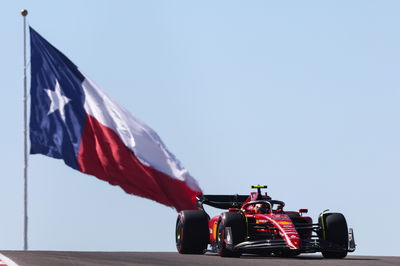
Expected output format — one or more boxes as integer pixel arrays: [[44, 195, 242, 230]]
[[298, 209, 308, 216]]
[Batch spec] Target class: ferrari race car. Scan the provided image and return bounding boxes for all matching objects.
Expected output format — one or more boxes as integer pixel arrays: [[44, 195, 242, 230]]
[[176, 185, 356, 258]]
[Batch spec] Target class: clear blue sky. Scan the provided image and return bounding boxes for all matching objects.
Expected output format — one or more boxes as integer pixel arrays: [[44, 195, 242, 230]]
[[1, 1, 399, 256]]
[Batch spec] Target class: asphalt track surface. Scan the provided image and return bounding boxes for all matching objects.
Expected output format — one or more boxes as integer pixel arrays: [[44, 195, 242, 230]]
[[1, 251, 400, 266]]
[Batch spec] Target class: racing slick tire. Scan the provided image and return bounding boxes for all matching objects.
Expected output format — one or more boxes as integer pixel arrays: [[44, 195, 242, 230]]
[[176, 210, 209, 254], [217, 212, 246, 257], [319, 212, 348, 259]]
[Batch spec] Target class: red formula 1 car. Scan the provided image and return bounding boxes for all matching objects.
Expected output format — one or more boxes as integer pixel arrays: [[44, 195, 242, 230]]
[[176, 185, 356, 258]]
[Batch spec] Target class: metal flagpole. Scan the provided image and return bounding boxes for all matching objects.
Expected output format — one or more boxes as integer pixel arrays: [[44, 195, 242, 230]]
[[21, 8, 28, 251]]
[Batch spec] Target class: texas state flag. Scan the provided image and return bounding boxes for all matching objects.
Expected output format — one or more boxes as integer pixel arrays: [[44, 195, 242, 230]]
[[29, 27, 202, 211]]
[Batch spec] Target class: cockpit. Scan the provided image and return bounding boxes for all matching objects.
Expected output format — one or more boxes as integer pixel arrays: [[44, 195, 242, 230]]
[[243, 200, 285, 214]]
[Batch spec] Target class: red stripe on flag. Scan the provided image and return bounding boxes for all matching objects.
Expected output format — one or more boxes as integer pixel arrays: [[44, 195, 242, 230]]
[[77, 114, 200, 211]]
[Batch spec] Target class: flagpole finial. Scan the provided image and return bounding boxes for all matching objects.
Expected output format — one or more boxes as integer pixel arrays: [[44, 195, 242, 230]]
[[21, 9, 28, 16]]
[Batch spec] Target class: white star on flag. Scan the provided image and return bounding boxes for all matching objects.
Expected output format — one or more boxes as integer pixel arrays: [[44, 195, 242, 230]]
[[45, 80, 71, 121]]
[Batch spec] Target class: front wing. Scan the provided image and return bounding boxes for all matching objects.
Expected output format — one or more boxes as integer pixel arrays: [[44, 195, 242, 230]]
[[221, 224, 356, 254]]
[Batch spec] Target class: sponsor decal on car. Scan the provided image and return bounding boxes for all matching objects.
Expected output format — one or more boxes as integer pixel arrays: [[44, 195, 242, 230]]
[[272, 217, 287, 220]]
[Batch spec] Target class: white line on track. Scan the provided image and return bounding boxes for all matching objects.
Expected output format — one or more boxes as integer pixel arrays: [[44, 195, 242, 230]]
[[0, 253, 19, 266]]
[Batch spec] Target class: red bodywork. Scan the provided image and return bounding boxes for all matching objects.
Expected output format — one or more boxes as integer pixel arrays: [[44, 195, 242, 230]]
[[208, 191, 313, 251]]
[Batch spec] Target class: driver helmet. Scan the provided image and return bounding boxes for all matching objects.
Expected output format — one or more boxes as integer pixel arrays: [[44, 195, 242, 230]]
[[254, 203, 269, 214]]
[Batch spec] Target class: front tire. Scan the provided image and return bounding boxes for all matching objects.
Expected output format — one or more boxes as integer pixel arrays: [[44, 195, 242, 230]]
[[176, 210, 209, 254], [319, 212, 348, 259], [216, 212, 245, 257]]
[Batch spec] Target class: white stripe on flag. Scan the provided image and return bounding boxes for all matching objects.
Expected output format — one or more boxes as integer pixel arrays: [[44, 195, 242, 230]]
[[80, 74, 201, 192]]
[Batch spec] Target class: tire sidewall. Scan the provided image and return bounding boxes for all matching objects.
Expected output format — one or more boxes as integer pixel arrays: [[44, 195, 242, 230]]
[[319, 212, 348, 259], [175, 210, 209, 254], [216, 212, 245, 257]]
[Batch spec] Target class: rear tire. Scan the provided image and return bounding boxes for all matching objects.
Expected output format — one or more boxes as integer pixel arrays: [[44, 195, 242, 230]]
[[319, 213, 348, 259], [216, 212, 245, 257], [176, 210, 209, 254]]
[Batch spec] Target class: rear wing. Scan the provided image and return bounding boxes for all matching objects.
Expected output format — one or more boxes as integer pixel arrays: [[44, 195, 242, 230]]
[[196, 194, 249, 210]]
